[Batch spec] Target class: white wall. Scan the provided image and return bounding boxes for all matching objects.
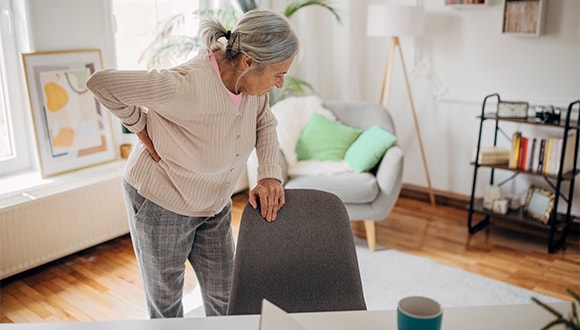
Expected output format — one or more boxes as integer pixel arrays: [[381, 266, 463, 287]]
[[27, 0, 580, 216], [291, 0, 580, 216], [26, 0, 129, 145], [28, 0, 116, 67]]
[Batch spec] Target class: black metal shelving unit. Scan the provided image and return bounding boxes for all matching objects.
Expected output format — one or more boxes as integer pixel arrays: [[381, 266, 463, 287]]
[[467, 93, 580, 253]]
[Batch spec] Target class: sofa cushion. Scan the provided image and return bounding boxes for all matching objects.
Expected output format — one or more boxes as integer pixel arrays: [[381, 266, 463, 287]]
[[345, 125, 397, 172], [271, 96, 337, 167], [295, 113, 362, 161], [285, 172, 379, 204]]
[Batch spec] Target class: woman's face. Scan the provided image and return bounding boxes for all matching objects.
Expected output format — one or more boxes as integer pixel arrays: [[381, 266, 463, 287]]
[[239, 57, 294, 96]]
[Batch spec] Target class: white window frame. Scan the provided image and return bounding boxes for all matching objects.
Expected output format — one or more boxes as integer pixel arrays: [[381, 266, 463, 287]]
[[0, 0, 34, 177]]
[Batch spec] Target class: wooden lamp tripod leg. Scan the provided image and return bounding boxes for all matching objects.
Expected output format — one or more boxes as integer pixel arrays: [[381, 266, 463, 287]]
[[379, 37, 397, 106], [380, 36, 436, 206]]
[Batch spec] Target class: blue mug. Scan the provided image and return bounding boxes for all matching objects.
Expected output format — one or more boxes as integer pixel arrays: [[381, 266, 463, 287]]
[[397, 296, 443, 330]]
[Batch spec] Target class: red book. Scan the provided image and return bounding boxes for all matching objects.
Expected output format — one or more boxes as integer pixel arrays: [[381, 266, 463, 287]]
[[518, 137, 529, 170]]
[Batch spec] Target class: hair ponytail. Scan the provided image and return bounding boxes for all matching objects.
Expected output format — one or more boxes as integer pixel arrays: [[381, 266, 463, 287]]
[[199, 9, 300, 93]]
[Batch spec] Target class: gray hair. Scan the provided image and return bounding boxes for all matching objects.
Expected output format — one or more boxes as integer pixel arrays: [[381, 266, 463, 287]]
[[199, 9, 300, 92]]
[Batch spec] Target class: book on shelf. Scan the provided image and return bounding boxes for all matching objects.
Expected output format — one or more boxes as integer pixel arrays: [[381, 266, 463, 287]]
[[537, 138, 546, 173], [508, 131, 522, 169], [547, 139, 559, 174], [508, 131, 577, 175], [530, 138, 540, 173], [471, 146, 510, 165], [547, 131, 576, 175], [527, 137, 537, 172], [518, 136, 529, 170], [543, 139, 552, 174]]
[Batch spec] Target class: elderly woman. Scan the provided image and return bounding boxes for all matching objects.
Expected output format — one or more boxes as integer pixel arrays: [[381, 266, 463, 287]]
[[86, 9, 300, 318]]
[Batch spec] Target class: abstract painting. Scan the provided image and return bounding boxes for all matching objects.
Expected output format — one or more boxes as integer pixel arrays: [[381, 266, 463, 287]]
[[22, 49, 116, 177]]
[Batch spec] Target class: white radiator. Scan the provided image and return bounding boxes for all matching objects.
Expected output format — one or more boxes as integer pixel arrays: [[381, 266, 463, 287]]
[[0, 170, 129, 280]]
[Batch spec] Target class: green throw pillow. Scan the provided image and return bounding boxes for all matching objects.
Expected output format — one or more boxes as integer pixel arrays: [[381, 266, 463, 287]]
[[345, 125, 397, 172], [295, 112, 362, 161]]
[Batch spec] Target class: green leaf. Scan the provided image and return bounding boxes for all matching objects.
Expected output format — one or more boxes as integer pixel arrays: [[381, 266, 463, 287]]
[[194, 8, 239, 29], [140, 36, 201, 69], [283, 0, 341, 23], [158, 14, 187, 38], [567, 289, 580, 305], [532, 297, 564, 318], [139, 2, 337, 96], [235, 0, 258, 12], [540, 319, 566, 330], [269, 75, 315, 105], [140, 6, 239, 69], [533, 293, 580, 330]]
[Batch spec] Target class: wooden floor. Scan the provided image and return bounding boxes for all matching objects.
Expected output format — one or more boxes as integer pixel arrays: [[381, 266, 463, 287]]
[[1, 192, 579, 323]]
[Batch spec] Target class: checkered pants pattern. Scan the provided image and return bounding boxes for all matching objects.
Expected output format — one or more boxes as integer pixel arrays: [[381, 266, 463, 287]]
[[122, 180, 234, 318]]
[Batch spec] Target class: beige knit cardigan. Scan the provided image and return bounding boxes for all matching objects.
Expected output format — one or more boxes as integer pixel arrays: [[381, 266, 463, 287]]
[[86, 53, 282, 217]]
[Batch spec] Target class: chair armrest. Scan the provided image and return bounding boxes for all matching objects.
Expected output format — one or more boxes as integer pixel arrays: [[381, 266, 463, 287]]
[[375, 145, 404, 195]]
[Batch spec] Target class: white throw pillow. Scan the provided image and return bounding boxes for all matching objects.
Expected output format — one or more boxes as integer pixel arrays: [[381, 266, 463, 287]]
[[271, 95, 336, 167]]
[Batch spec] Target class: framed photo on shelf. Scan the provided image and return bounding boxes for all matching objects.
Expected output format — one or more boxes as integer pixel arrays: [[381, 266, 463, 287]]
[[445, 0, 486, 5], [523, 185, 555, 224], [22, 49, 117, 178], [497, 100, 529, 119]]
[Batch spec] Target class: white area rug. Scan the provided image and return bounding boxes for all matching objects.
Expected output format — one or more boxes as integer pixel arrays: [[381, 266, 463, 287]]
[[353, 238, 561, 310], [186, 238, 561, 317]]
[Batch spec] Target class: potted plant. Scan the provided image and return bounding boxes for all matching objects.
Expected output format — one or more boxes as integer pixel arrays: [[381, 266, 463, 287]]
[[532, 289, 580, 330], [139, 0, 341, 105]]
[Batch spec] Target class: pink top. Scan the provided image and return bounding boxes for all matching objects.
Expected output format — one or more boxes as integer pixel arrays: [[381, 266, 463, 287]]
[[209, 50, 243, 108]]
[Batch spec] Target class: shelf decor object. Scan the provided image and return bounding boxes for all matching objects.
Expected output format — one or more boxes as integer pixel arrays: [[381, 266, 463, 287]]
[[445, 0, 487, 7], [497, 100, 529, 119], [502, 0, 547, 36], [523, 185, 555, 224], [366, 4, 435, 206], [467, 93, 580, 253]]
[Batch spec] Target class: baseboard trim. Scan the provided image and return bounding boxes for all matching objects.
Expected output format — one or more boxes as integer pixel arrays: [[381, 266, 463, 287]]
[[400, 183, 580, 234], [399, 183, 470, 210]]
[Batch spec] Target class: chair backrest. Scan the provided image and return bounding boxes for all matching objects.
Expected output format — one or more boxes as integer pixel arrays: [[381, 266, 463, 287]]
[[227, 188, 367, 315], [322, 100, 397, 136]]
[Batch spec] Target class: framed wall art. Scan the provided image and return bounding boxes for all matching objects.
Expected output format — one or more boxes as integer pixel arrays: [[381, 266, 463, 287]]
[[22, 49, 117, 178], [502, 0, 546, 36]]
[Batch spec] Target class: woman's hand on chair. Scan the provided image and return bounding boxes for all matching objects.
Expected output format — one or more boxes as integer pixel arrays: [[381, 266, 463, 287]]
[[249, 178, 285, 222]]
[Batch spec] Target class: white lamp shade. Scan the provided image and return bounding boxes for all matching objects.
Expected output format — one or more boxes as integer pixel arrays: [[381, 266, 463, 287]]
[[367, 5, 425, 37]]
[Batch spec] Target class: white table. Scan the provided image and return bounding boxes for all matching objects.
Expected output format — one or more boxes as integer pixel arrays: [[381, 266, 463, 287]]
[[1, 302, 570, 330]]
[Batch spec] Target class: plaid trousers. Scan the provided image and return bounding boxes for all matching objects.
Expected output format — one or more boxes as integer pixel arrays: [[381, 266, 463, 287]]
[[122, 180, 234, 318]]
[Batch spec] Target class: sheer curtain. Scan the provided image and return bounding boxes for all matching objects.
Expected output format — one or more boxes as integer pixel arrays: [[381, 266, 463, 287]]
[[279, 0, 372, 102]]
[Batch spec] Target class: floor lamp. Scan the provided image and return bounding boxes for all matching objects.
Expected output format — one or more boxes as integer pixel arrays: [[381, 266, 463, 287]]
[[367, 4, 436, 206]]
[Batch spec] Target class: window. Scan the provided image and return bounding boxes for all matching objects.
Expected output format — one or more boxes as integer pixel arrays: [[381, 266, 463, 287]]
[[0, 0, 216, 179], [0, 0, 32, 177], [111, 0, 203, 70]]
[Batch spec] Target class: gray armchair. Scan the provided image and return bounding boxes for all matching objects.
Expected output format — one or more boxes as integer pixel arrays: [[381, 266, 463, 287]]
[[248, 99, 404, 251]]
